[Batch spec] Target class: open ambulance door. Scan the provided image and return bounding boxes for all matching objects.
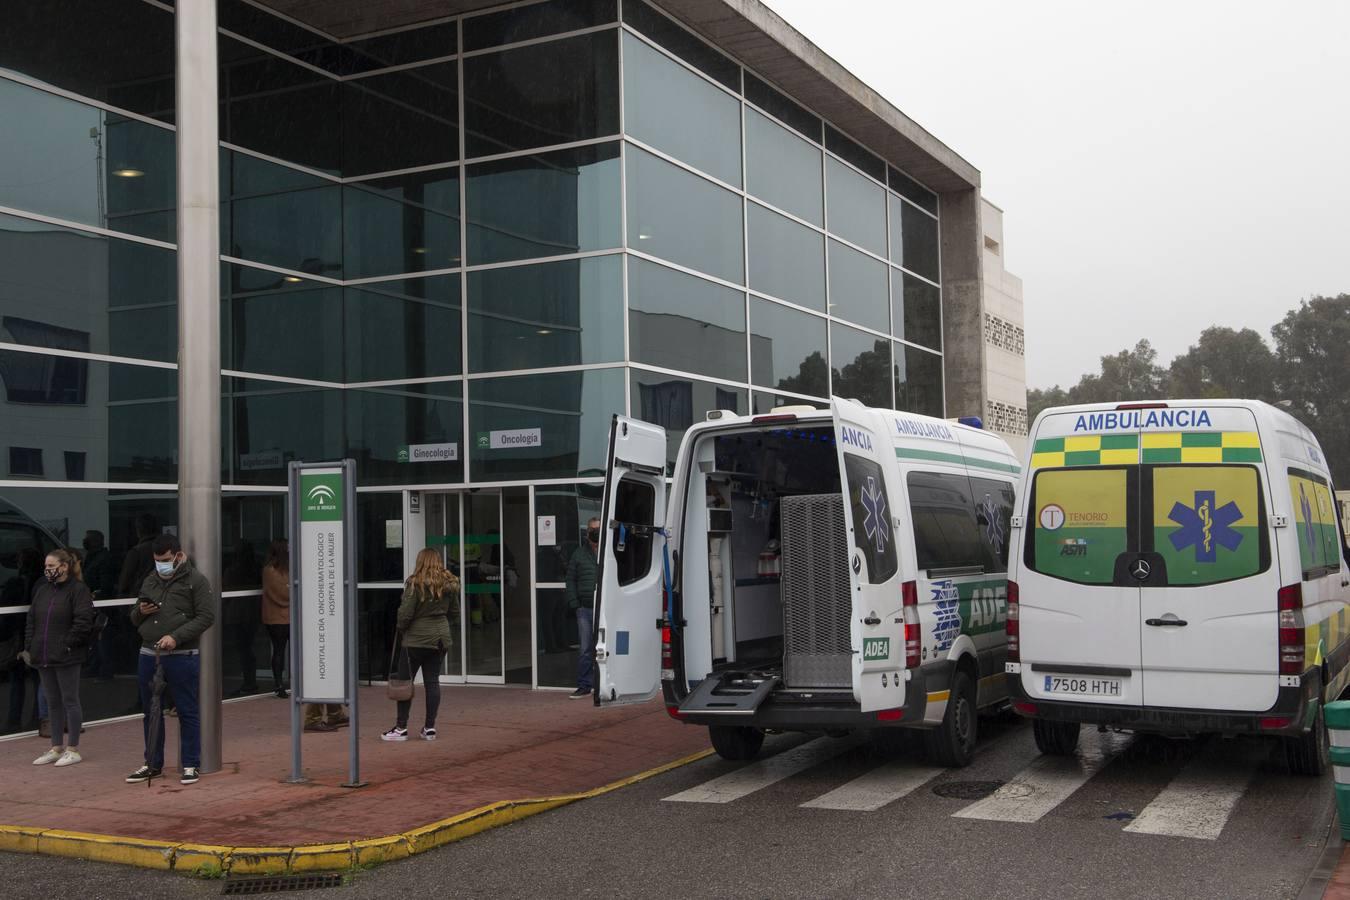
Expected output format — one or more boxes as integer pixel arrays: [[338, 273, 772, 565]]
[[593, 415, 667, 706], [831, 398, 906, 713]]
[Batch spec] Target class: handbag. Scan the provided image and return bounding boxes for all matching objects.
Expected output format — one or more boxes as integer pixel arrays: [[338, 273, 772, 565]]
[[386, 634, 415, 702]]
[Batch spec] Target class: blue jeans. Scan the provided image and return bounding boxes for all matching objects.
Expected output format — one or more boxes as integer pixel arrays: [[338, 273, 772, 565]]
[[138, 652, 201, 770], [576, 607, 595, 692]]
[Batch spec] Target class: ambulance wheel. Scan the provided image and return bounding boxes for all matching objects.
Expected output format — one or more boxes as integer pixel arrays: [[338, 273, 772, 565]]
[[1032, 719, 1081, 756], [925, 670, 977, 768], [1285, 703, 1329, 777], [709, 725, 765, 761]]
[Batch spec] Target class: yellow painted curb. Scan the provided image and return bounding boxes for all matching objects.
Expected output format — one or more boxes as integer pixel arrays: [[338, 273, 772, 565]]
[[38, 829, 176, 870], [290, 842, 354, 873], [225, 846, 293, 876], [351, 834, 411, 867], [0, 746, 716, 876], [0, 825, 45, 854], [173, 842, 229, 875]]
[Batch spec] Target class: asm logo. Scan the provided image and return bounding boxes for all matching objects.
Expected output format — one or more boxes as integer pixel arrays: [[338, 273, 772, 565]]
[[862, 638, 890, 661], [840, 426, 873, 451]]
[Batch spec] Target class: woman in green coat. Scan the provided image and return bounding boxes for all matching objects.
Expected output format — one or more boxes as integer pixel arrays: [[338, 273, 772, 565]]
[[382, 548, 459, 742]]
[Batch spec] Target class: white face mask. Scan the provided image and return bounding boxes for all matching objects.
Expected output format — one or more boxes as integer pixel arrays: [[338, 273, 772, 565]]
[[155, 557, 178, 578]]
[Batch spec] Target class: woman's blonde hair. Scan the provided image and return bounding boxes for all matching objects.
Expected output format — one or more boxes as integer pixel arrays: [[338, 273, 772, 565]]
[[49, 547, 83, 583], [406, 547, 458, 600]]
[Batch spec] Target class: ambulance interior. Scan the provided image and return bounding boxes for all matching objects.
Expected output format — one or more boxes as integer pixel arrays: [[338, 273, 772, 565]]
[[678, 422, 848, 706]]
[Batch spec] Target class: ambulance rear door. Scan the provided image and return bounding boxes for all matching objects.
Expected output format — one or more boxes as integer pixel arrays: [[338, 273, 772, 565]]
[[831, 398, 905, 713], [593, 415, 667, 706]]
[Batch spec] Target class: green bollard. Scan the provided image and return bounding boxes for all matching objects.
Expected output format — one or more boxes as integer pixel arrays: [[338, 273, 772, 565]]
[[1326, 701, 1350, 840]]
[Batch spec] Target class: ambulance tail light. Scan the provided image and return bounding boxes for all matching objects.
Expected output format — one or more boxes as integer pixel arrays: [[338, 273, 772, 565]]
[[1006, 580, 1020, 663], [875, 708, 905, 722], [1115, 402, 1168, 410], [902, 580, 920, 668], [1012, 701, 1038, 716], [1278, 583, 1305, 676], [660, 618, 675, 682]]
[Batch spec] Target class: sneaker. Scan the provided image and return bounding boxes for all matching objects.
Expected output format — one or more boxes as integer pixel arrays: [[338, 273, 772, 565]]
[[304, 720, 337, 733], [569, 688, 590, 699], [420, 727, 437, 741], [381, 726, 408, 742], [180, 767, 199, 785], [54, 749, 82, 768], [37, 719, 50, 739], [32, 748, 61, 766], [125, 765, 162, 784]]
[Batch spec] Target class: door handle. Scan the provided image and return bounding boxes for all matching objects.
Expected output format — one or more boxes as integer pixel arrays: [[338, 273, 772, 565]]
[[863, 615, 881, 626], [1145, 618, 1188, 627]]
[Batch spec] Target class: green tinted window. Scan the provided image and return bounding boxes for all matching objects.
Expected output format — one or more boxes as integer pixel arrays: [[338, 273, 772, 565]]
[[1289, 469, 1340, 578], [1028, 468, 1129, 585]]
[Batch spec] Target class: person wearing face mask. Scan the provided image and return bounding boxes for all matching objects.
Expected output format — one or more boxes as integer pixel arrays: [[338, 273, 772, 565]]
[[564, 518, 601, 699], [24, 548, 95, 768], [126, 533, 216, 786]]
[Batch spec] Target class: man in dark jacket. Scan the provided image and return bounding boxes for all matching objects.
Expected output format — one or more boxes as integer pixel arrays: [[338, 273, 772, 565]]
[[565, 518, 601, 698], [116, 514, 158, 599], [125, 533, 216, 786]]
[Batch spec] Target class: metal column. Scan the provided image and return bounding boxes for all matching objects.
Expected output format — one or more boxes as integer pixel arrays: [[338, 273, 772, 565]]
[[176, 0, 223, 774]]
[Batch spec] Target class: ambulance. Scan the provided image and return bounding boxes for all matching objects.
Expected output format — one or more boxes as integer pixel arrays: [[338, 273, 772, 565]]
[[591, 397, 1019, 765], [1006, 400, 1350, 775]]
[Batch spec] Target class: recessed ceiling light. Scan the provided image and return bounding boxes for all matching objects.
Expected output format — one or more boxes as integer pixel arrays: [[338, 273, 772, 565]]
[[536, 329, 553, 335], [283, 275, 303, 283], [412, 247, 427, 254], [638, 233, 652, 240], [112, 168, 144, 178]]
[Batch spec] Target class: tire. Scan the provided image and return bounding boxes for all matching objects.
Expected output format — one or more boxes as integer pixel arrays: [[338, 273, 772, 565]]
[[708, 725, 765, 761], [1285, 703, 1329, 777], [924, 670, 978, 767], [1032, 718, 1081, 756]]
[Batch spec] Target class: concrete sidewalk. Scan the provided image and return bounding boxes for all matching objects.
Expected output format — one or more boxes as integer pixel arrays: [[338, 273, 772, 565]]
[[0, 686, 710, 873]]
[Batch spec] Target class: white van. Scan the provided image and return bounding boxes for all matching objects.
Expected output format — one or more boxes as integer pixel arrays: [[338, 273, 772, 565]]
[[1006, 400, 1350, 775], [591, 397, 1019, 765]]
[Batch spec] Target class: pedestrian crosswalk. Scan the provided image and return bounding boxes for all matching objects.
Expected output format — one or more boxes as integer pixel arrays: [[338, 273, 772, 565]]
[[661, 730, 1281, 841]]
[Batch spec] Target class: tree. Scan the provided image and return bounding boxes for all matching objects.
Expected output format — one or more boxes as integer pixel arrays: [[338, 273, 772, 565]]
[[1027, 385, 1069, 422], [1067, 339, 1166, 404], [1272, 294, 1350, 486], [1168, 327, 1277, 401]]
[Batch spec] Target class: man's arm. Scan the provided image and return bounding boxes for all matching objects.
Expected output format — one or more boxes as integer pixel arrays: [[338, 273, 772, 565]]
[[171, 573, 216, 645], [564, 550, 578, 607]]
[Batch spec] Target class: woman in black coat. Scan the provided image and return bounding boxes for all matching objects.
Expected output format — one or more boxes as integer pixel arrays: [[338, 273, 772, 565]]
[[24, 548, 94, 767]]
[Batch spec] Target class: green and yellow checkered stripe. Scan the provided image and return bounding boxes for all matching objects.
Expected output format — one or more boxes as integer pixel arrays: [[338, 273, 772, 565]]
[[1030, 434, 1139, 468], [1141, 431, 1262, 464]]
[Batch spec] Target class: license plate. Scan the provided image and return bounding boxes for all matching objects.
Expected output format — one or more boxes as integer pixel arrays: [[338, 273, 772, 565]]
[[1043, 675, 1122, 697]]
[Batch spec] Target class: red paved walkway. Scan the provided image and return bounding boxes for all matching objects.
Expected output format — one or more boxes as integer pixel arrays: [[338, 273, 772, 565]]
[[0, 686, 709, 846]]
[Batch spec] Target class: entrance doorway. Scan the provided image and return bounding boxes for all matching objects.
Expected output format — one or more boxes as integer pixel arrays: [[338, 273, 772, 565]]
[[419, 489, 532, 685]]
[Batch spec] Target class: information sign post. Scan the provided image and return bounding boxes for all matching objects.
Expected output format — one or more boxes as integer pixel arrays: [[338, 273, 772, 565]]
[[287, 459, 365, 787]]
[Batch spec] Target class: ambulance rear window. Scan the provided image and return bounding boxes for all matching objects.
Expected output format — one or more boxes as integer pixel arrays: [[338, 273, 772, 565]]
[[1026, 467, 1130, 585]]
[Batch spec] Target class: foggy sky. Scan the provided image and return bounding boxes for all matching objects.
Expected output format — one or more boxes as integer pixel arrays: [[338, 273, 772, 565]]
[[763, 0, 1350, 389]]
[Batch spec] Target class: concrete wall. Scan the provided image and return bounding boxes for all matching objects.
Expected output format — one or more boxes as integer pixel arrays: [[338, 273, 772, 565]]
[[938, 188, 984, 422], [980, 200, 1027, 456]]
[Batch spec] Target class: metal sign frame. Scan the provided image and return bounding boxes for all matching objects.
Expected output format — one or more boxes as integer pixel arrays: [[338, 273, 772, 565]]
[[287, 459, 364, 788]]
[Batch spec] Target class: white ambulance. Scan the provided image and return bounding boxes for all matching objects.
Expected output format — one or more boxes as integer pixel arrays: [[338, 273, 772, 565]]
[[1006, 400, 1350, 775], [591, 397, 1019, 765]]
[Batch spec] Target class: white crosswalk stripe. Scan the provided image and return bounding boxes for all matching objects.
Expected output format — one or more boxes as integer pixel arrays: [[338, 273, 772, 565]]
[[800, 760, 945, 811], [663, 738, 854, 804], [1124, 742, 1263, 840], [951, 731, 1123, 823]]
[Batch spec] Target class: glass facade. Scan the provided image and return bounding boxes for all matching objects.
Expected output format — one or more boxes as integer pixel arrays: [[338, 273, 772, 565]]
[[0, 0, 947, 711]]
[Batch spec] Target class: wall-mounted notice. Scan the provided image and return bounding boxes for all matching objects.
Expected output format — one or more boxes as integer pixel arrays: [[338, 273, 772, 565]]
[[537, 515, 557, 547]]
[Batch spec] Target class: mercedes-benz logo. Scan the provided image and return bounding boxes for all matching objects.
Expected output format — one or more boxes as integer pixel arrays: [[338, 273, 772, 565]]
[[1131, 559, 1152, 581]]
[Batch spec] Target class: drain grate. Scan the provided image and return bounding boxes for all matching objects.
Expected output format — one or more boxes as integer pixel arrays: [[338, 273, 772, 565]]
[[932, 780, 1003, 800], [222, 874, 344, 895]]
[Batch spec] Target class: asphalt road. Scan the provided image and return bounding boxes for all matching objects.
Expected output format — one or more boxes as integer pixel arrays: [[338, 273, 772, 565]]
[[0, 716, 1334, 900]]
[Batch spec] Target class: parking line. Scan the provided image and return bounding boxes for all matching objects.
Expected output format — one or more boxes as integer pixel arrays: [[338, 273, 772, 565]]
[[801, 760, 945, 811], [663, 739, 853, 804], [1124, 744, 1260, 840], [952, 732, 1119, 823]]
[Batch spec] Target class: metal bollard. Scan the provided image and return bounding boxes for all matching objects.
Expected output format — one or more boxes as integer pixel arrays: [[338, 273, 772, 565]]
[[1325, 701, 1350, 840]]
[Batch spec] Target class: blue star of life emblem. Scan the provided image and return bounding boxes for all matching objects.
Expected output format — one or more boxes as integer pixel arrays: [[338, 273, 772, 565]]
[[980, 493, 1004, 556], [1168, 490, 1243, 563], [1299, 482, 1316, 554], [861, 474, 889, 554]]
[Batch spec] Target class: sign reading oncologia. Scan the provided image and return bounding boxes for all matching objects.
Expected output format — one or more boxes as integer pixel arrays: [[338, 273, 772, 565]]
[[1073, 408, 1213, 432], [298, 468, 346, 701], [480, 428, 542, 450]]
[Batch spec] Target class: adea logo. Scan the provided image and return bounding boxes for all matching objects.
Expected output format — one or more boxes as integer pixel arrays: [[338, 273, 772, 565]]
[[863, 637, 890, 661]]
